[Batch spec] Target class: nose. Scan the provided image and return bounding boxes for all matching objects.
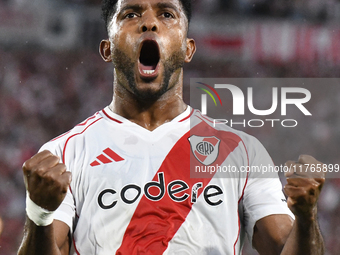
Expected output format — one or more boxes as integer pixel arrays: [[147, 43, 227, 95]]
[[139, 12, 158, 33]]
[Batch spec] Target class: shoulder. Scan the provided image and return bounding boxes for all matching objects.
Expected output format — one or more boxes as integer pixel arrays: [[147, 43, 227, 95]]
[[39, 111, 104, 159], [191, 109, 263, 150]]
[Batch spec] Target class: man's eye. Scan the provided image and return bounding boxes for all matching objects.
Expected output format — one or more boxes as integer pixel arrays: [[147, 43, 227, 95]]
[[125, 13, 138, 19], [162, 12, 174, 18]]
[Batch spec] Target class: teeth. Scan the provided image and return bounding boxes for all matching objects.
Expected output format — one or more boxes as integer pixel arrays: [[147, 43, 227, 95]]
[[143, 70, 155, 75]]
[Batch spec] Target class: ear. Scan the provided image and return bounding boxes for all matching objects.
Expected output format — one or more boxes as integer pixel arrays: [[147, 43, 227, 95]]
[[99, 39, 112, 62], [185, 38, 196, 63]]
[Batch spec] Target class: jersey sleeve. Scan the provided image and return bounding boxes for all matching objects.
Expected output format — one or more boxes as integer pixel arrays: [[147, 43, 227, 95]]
[[39, 141, 76, 233], [241, 136, 294, 243]]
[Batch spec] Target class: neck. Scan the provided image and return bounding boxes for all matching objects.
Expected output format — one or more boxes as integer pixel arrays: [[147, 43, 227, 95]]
[[109, 74, 187, 131]]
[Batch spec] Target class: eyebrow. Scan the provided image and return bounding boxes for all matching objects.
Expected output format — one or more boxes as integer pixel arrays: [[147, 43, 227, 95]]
[[156, 2, 180, 12], [118, 2, 180, 15], [118, 4, 144, 15]]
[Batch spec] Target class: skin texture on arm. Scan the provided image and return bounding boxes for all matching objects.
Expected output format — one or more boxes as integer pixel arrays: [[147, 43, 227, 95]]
[[18, 219, 70, 255], [252, 155, 325, 255], [280, 212, 324, 255], [253, 215, 294, 255]]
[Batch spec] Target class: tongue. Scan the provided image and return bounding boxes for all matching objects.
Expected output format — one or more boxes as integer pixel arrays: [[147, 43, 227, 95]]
[[139, 62, 156, 71]]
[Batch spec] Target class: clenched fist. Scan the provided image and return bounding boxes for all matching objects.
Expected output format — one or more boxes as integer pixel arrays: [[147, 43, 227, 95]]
[[284, 155, 326, 221], [22, 150, 72, 211]]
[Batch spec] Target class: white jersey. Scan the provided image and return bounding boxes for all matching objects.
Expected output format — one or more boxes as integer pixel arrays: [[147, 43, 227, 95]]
[[40, 106, 293, 255]]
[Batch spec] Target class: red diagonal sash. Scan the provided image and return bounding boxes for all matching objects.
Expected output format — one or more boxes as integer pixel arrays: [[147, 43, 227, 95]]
[[116, 121, 241, 254]]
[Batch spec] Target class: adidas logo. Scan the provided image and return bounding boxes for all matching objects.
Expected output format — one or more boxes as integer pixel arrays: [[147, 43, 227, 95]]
[[90, 148, 124, 167]]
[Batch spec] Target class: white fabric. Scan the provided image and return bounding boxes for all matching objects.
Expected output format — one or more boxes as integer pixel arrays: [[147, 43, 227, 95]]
[[39, 106, 293, 255], [26, 193, 54, 226]]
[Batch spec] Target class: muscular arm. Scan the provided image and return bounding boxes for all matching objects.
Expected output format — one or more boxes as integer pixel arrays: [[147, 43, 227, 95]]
[[253, 155, 325, 255], [18, 219, 70, 255], [253, 213, 324, 255], [281, 212, 324, 255]]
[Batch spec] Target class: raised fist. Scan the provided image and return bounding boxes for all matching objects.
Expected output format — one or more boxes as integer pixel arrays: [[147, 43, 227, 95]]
[[22, 150, 72, 212], [284, 155, 326, 220]]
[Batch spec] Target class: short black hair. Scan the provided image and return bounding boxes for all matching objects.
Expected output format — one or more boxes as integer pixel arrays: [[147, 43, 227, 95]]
[[101, 0, 192, 31]]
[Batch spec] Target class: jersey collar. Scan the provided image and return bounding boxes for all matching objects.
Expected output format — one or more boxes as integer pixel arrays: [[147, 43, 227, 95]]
[[101, 106, 193, 125]]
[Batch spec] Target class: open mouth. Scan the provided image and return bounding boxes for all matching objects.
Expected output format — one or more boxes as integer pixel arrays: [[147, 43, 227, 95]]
[[138, 40, 160, 77]]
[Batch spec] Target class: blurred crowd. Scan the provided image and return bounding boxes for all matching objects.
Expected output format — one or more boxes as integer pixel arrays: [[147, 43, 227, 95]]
[[0, 48, 113, 254], [63, 0, 340, 22], [1, 0, 340, 255], [1, 0, 340, 22]]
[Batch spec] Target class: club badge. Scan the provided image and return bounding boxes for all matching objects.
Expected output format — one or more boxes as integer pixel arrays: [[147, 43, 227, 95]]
[[189, 135, 220, 165]]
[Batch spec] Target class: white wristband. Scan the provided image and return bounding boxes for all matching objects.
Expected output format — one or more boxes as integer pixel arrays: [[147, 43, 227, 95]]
[[26, 193, 54, 226]]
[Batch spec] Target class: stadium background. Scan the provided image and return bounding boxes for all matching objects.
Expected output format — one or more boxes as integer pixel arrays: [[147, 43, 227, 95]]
[[0, 0, 340, 254]]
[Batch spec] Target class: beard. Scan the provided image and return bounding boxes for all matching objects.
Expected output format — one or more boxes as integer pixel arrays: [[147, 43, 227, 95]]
[[112, 47, 185, 102]]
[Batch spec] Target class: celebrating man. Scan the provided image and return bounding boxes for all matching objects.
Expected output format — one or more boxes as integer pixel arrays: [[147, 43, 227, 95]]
[[18, 0, 325, 254]]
